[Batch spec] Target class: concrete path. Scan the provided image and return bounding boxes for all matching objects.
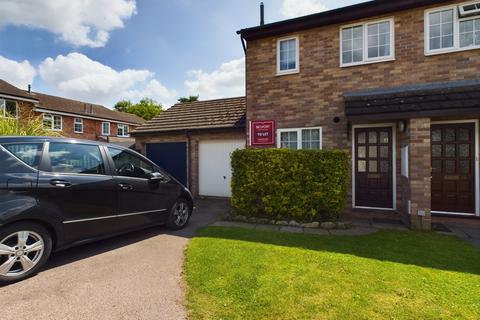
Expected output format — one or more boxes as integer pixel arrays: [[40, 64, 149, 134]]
[[1, 199, 228, 320]]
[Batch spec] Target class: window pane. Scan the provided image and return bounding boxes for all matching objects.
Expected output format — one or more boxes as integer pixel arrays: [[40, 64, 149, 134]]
[[301, 129, 321, 149], [108, 147, 154, 179], [367, 21, 390, 59], [432, 144, 442, 157], [5, 100, 17, 117], [459, 144, 470, 158], [368, 131, 377, 144], [432, 129, 442, 142], [369, 160, 378, 173], [53, 116, 62, 130], [445, 144, 455, 157], [358, 146, 366, 158], [49, 143, 105, 175], [380, 146, 389, 158], [459, 128, 470, 141], [369, 146, 377, 158], [279, 39, 297, 71], [280, 131, 298, 149], [43, 115, 53, 130], [459, 160, 470, 174], [342, 26, 363, 64], [358, 160, 366, 172], [429, 9, 454, 50], [445, 128, 455, 141], [4, 143, 43, 168], [357, 132, 366, 144]]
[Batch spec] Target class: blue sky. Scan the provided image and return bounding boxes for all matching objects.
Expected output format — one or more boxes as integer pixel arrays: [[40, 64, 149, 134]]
[[0, 0, 362, 108]]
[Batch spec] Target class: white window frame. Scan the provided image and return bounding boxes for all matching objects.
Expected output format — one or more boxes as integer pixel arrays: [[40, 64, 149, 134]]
[[74, 118, 83, 134], [117, 124, 129, 137], [276, 127, 323, 150], [0, 99, 18, 118], [43, 114, 62, 131], [340, 18, 395, 67], [276, 36, 300, 75], [102, 122, 111, 136], [425, 2, 480, 55]]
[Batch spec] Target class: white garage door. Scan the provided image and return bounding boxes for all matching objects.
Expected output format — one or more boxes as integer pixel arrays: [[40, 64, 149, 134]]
[[199, 140, 245, 197]]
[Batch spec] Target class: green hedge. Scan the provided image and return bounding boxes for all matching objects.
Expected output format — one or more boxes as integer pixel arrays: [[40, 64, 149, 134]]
[[231, 148, 349, 222]]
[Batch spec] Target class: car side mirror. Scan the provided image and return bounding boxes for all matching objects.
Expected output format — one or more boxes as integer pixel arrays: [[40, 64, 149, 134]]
[[148, 172, 168, 184]]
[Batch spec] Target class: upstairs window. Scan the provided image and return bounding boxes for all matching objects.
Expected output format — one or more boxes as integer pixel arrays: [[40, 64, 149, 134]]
[[427, 9, 454, 50], [43, 114, 62, 131], [277, 127, 322, 150], [341, 19, 394, 67], [74, 118, 83, 134], [426, 3, 480, 54], [277, 36, 299, 74], [102, 122, 110, 136], [0, 99, 18, 118], [117, 124, 129, 137]]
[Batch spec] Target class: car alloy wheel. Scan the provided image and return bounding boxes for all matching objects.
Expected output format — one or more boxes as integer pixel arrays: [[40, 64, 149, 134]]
[[0, 231, 45, 278], [173, 201, 190, 227]]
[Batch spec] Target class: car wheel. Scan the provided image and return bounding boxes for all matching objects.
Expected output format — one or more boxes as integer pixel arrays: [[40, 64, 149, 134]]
[[0, 222, 52, 285], [165, 198, 192, 230]]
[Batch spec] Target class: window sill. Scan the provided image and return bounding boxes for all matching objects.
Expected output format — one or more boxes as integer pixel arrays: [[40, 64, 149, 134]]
[[425, 45, 480, 56], [117, 136, 130, 138], [276, 69, 300, 76], [340, 57, 395, 68], [74, 132, 83, 134]]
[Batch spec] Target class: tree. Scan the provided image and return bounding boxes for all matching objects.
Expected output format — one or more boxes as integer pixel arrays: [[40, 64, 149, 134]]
[[178, 95, 199, 103], [114, 100, 133, 112], [114, 98, 163, 121]]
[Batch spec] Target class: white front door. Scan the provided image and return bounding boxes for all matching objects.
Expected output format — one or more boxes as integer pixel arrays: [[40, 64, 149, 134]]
[[199, 140, 245, 197]]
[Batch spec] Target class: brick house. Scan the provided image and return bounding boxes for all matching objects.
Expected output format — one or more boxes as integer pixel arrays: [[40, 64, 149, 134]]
[[0, 79, 144, 145], [132, 97, 246, 197], [237, 0, 480, 230]]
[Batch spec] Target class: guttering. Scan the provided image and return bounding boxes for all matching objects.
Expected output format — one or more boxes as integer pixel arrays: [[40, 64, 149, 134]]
[[33, 108, 141, 126], [0, 93, 39, 104], [237, 0, 450, 40]]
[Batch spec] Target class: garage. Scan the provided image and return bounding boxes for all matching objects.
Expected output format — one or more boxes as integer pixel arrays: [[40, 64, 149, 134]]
[[131, 97, 246, 198], [146, 142, 187, 185], [199, 140, 245, 197]]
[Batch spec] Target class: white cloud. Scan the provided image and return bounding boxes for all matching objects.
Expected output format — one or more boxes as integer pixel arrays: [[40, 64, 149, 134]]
[[0, 55, 36, 89], [39, 52, 177, 107], [184, 58, 245, 100], [280, 0, 328, 18], [0, 0, 136, 47]]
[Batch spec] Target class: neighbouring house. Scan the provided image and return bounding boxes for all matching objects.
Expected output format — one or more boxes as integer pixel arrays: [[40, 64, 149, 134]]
[[0, 79, 144, 146], [131, 97, 246, 197], [237, 0, 480, 230]]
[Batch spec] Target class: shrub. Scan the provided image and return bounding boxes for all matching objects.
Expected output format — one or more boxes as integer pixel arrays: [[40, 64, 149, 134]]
[[231, 148, 349, 222], [0, 112, 63, 137]]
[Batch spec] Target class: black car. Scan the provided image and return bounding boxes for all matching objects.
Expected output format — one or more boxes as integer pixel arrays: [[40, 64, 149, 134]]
[[0, 137, 193, 284]]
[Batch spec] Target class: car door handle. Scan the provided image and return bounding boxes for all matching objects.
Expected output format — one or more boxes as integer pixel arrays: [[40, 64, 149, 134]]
[[50, 179, 72, 188], [118, 183, 133, 191]]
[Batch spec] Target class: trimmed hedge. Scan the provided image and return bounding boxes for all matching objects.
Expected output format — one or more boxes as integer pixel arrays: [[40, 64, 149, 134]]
[[231, 148, 349, 222]]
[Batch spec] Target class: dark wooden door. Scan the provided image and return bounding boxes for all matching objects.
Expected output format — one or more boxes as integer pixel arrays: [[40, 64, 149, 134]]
[[354, 127, 393, 208], [431, 123, 475, 214]]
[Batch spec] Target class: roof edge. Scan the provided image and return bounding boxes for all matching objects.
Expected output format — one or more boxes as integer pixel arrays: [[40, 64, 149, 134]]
[[237, 0, 450, 40]]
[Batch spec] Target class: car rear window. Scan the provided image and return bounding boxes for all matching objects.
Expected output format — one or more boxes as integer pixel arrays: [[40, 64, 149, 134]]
[[2, 143, 43, 168], [48, 142, 105, 175]]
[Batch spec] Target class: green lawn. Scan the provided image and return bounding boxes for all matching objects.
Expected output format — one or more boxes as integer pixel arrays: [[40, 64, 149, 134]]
[[185, 227, 480, 320]]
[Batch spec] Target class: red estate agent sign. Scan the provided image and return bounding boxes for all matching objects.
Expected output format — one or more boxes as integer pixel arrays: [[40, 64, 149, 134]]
[[250, 120, 275, 146]]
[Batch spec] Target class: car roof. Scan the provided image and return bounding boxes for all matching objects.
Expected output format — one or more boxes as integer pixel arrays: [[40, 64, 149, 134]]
[[0, 136, 130, 150]]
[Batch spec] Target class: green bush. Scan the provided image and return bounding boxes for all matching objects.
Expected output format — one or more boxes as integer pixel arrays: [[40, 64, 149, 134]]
[[231, 148, 349, 222]]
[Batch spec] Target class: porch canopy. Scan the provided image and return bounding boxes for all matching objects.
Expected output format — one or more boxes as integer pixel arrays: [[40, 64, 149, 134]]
[[344, 79, 480, 121]]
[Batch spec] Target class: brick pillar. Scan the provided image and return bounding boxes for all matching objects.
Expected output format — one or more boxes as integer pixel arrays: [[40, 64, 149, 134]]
[[408, 118, 432, 231]]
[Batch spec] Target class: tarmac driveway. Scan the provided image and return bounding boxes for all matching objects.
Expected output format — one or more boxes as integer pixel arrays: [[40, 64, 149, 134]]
[[0, 199, 228, 320]]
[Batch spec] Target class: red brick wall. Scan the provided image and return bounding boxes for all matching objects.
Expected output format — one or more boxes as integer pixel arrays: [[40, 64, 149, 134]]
[[245, 0, 480, 227], [246, 0, 480, 148]]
